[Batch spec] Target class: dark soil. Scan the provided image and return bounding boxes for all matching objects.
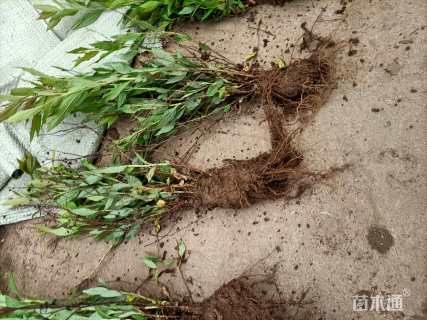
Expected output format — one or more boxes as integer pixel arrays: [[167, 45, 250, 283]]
[[191, 131, 306, 209], [181, 277, 295, 320], [255, 0, 292, 6], [268, 50, 335, 117]]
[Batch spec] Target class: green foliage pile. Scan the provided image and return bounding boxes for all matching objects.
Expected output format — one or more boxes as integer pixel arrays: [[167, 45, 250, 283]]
[[0, 48, 250, 149], [37, 0, 247, 30], [0, 281, 172, 319], [35, 0, 248, 63], [0, 0, 261, 244], [5, 158, 189, 244]]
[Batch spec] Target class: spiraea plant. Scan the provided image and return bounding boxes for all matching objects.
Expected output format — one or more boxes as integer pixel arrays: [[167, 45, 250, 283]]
[[6, 157, 191, 245], [0, 47, 255, 150], [36, 0, 248, 30], [0, 274, 176, 319], [35, 0, 248, 63]]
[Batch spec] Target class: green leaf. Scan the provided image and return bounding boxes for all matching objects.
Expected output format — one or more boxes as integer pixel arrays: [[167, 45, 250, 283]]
[[7, 273, 21, 298], [74, 50, 98, 66], [71, 208, 97, 216], [1, 197, 31, 207], [141, 255, 159, 269], [10, 87, 35, 96], [125, 223, 141, 240], [34, 4, 59, 13], [83, 287, 122, 298], [178, 240, 186, 258], [105, 198, 114, 210], [127, 175, 142, 187], [84, 174, 103, 185], [47, 92, 88, 130], [68, 46, 88, 54], [146, 166, 156, 182], [87, 195, 105, 202], [0, 295, 29, 308], [6, 105, 44, 123], [72, 10, 103, 29], [155, 124, 175, 136], [207, 80, 224, 97], [104, 81, 130, 101], [178, 7, 195, 15], [174, 33, 192, 42], [198, 42, 210, 51], [37, 226, 74, 237], [58, 187, 79, 200], [185, 98, 201, 112], [108, 62, 134, 74], [151, 49, 175, 65], [136, 1, 162, 14], [21, 67, 50, 78]]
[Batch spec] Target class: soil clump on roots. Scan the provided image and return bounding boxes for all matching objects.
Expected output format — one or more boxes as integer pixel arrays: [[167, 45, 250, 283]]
[[258, 48, 335, 118], [180, 44, 336, 211], [191, 131, 305, 209], [181, 277, 284, 319]]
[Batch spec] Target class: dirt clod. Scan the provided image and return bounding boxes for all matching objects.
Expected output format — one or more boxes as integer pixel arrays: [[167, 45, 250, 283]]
[[274, 58, 322, 99], [192, 136, 305, 209]]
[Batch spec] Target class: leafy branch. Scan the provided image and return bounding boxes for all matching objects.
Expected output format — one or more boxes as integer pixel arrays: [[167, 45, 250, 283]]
[[35, 0, 248, 64], [0, 274, 177, 319], [35, 0, 248, 31], [4, 157, 192, 245], [0, 48, 254, 150]]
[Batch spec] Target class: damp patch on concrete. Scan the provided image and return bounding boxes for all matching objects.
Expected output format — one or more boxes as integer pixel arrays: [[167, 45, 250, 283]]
[[366, 225, 394, 254]]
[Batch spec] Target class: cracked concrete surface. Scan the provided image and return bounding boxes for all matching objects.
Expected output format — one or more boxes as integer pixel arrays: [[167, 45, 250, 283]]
[[0, 1, 426, 319]]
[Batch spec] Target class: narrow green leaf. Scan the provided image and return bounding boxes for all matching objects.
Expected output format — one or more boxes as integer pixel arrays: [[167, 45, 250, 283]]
[[155, 124, 175, 136], [71, 208, 97, 216], [10, 87, 35, 96], [1, 197, 31, 207], [74, 50, 98, 67], [37, 226, 74, 237], [178, 7, 194, 15], [146, 166, 156, 182], [141, 255, 159, 269], [6, 105, 44, 123], [83, 287, 122, 298], [178, 240, 186, 258], [7, 273, 21, 298], [72, 10, 103, 29], [136, 1, 161, 14]]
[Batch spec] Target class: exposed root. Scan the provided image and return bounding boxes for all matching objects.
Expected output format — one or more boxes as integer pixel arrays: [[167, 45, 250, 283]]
[[182, 278, 275, 320], [181, 42, 338, 211], [190, 133, 305, 209], [255, 45, 336, 121]]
